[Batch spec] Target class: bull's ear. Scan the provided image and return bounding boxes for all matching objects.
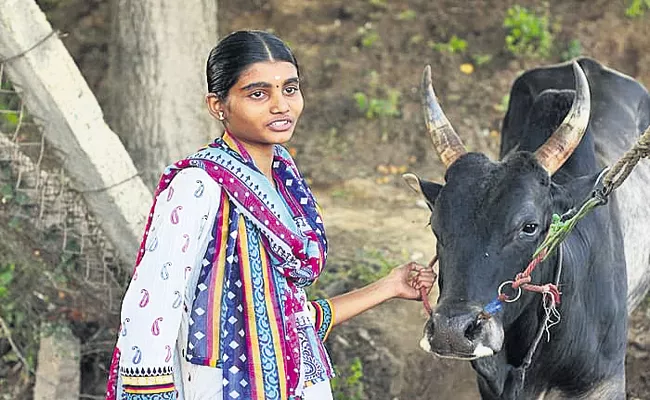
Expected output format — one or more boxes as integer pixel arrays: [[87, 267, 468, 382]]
[[403, 173, 443, 209], [551, 169, 604, 209]]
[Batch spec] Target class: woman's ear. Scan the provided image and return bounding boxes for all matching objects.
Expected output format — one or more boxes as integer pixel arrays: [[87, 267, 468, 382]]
[[206, 93, 225, 121]]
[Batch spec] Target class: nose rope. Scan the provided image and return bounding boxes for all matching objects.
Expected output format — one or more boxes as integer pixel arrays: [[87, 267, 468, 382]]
[[419, 129, 650, 396], [481, 238, 562, 321], [482, 167, 616, 321], [421, 254, 438, 314]]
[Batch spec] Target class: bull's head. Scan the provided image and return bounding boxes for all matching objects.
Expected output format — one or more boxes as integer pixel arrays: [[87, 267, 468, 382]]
[[407, 62, 591, 360]]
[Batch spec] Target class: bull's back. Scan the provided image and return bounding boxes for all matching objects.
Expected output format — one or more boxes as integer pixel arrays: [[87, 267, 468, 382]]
[[583, 59, 650, 311]]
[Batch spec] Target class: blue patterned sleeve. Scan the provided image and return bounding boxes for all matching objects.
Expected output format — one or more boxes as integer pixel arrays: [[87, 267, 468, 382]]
[[308, 299, 335, 342]]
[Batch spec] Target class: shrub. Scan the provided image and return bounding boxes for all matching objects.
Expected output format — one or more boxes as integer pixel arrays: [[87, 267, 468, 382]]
[[503, 5, 553, 58], [625, 0, 650, 17]]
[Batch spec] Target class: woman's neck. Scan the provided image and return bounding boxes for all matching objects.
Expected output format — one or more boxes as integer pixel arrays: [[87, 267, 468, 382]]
[[241, 142, 275, 185]]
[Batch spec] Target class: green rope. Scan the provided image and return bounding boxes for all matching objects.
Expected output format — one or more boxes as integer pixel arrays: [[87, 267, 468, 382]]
[[533, 196, 604, 261], [533, 124, 650, 262]]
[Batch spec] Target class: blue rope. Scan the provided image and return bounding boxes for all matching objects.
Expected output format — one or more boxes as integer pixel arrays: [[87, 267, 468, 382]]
[[483, 298, 503, 316]]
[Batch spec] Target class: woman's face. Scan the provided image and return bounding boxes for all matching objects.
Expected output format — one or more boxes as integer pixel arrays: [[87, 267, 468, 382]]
[[210, 61, 303, 150]]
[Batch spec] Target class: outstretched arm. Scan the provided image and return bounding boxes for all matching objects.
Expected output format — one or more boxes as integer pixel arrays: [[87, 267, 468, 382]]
[[330, 261, 435, 326]]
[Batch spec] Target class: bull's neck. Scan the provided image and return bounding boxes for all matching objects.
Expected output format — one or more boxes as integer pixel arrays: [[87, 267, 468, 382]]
[[507, 219, 625, 396]]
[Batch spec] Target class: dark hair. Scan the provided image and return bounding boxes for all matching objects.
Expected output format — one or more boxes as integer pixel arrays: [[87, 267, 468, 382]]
[[206, 30, 300, 100]]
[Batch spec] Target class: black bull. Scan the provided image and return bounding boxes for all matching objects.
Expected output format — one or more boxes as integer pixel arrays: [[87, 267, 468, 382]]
[[407, 58, 650, 399]]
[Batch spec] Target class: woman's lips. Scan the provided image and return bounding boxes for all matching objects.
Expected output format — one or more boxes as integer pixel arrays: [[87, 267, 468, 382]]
[[267, 118, 293, 132]]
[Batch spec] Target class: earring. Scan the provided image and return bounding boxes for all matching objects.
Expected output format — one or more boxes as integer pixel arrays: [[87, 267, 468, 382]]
[[218, 111, 225, 121]]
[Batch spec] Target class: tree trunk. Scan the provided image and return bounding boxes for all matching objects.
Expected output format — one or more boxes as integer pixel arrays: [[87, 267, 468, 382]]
[[106, 0, 220, 187], [0, 0, 152, 265]]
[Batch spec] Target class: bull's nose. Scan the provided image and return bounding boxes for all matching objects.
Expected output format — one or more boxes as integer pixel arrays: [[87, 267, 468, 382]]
[[430, 312, 478, 353], [421, 308, 503, 359]]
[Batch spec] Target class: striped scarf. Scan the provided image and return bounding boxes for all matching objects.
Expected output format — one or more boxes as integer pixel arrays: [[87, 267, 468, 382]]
[[171, 132, 333, 398]]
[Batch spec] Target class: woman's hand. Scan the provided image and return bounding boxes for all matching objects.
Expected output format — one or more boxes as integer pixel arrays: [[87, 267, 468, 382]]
[[328, 261, 438, 326], [382, 261, 437, 300]]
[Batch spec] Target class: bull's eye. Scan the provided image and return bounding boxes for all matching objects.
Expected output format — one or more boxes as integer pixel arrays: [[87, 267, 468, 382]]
[[522, 223, 539, 236]]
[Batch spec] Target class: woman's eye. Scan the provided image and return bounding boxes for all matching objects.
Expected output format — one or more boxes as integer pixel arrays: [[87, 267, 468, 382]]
[[250, 91, 265, 99], [521, 223, 538, 236], [284, 86, 299, 95]]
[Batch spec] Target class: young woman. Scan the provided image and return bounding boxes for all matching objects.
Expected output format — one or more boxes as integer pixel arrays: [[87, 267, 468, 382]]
[[106, 30, 435, 400]]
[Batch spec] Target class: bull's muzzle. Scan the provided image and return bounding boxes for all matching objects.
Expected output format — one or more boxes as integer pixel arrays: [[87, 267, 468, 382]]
[[420, 304, 504, 360]]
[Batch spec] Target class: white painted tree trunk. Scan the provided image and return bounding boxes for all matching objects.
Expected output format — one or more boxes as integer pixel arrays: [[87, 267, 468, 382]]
[[0, 0, 152, 264], [106, 0, 220, 187], [32, 324, 80, 400], [1, 2, 219, 397]]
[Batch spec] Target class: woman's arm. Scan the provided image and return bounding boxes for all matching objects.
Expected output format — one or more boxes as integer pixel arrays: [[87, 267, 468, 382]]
[[329, 261, 435, 326], [115, 168, 220, 399]]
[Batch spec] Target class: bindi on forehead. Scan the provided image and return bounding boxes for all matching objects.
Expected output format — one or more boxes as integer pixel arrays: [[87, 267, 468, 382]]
[[237, 63, 300, 91]]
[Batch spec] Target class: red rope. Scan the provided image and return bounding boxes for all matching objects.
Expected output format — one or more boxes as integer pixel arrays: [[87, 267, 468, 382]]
[[510, 246, 561, 304], [520, 283, 561, 304], [521, 247, 548, 278], [421, 254, 438, 314], [423, 235, 562, 315]]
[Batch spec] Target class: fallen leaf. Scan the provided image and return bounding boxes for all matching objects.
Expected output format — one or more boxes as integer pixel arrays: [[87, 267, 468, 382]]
[[376, 164, 389, 174], [460, 63, 474, 75]]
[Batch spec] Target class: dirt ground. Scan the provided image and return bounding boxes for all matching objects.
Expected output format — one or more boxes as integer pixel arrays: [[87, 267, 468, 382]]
[[313, 181, 481, 399], [35, 0, 650, 398], [216, 1, 650, 398]]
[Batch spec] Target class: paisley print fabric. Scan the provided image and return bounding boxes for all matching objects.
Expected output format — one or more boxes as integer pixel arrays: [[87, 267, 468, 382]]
[[106, 133, 335, 399]]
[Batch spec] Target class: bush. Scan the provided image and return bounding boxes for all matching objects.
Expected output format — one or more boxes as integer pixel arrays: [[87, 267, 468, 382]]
[[331, 357, 365, 400], [625, 0, 650, 17], [353, 91, 400, 120], [503, 5, 553, 58], [428, 35, 468, 54], [561, 39, 583, 61]]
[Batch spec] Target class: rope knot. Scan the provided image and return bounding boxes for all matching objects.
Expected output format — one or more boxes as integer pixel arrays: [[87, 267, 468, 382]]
[[512, 273, 531, 289], [521, 283, 562, 305], [544, 284, 562, 305]]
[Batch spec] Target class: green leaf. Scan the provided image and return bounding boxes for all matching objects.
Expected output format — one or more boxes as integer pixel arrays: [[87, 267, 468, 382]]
[[1, 183, 14, 200], [14, 191, 29, 206], [353, 92, 368, 112], [396, 9, 417, 21]]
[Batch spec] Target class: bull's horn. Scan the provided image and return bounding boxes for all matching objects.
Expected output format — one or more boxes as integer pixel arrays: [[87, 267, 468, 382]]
[[421, 65, 467, 169], [534, 61, 591, 175]]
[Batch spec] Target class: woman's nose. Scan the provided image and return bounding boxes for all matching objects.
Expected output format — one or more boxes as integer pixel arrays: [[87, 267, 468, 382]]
[[270, 93, 290, 114]]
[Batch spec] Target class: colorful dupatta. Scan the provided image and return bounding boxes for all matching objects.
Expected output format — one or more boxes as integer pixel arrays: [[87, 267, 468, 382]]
[[182, 133, 334, 398], [107, 131, 334, 399]]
